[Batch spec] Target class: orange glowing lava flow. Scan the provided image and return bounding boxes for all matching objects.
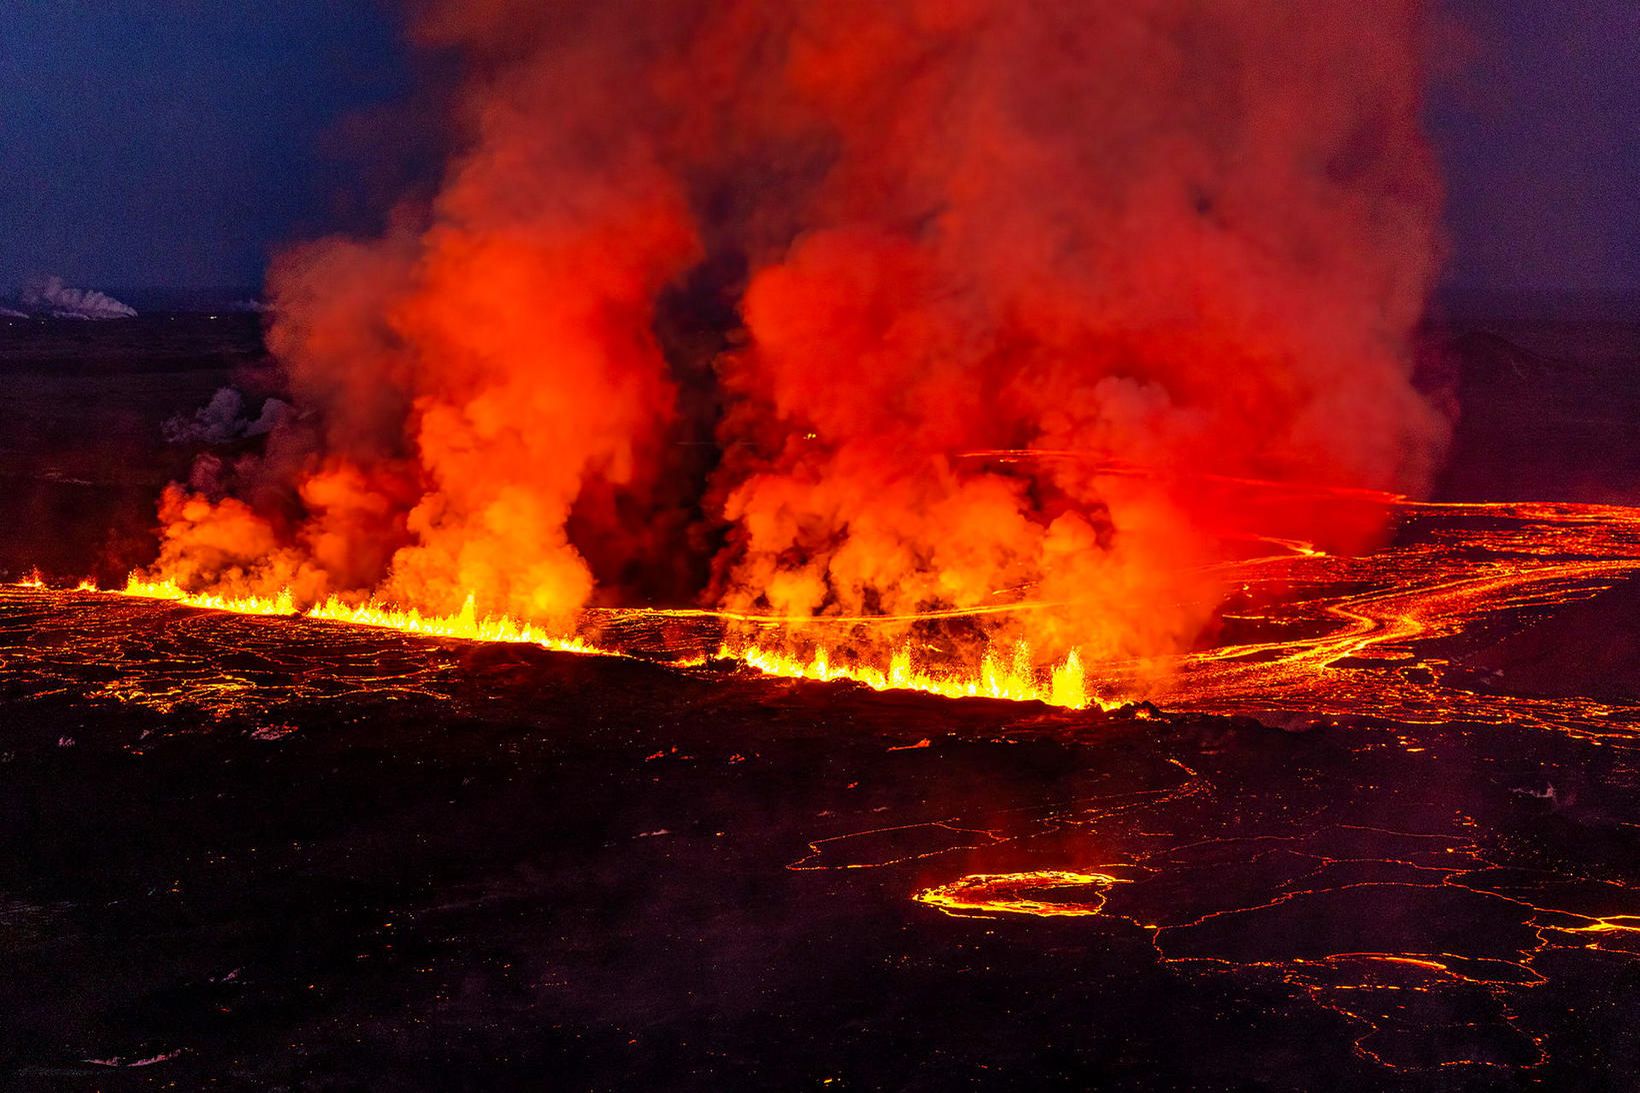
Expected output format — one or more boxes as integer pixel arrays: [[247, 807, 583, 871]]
[[112, 576, 1098, 710], [118, 576, 600, 655], [57, 498, 1640, 724], [722, 641, 1098, 711], [1137, 500, 1640, 737]]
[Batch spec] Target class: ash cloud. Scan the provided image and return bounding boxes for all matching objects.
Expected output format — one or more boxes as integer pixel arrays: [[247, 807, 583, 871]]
[[143, 0, 1451, 671], [164, 388, 290, 446]]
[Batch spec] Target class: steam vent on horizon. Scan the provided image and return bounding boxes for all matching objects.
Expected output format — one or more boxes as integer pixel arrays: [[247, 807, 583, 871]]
[[3, 2, 1639, 1088]]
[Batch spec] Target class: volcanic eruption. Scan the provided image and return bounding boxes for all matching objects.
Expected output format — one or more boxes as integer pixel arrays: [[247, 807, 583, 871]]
[[11, 3, 1640, 1086], [133, 0, 1447, 700]]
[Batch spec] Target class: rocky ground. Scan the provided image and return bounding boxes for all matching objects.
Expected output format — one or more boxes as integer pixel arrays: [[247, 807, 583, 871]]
[[1, 312, 1638, 1089]]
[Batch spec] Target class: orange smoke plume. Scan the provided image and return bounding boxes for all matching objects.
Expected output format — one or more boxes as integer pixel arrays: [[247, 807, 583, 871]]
[[139, 0, 1449, 688], [704, 1, 1444, 668]]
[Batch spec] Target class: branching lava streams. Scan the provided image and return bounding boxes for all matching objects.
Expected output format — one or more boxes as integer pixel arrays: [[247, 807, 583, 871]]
[[1129, 499, 1640, 740]]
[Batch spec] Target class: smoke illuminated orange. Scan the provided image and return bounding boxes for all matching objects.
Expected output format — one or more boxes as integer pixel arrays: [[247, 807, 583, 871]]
[[128, 1, 1447, 686]]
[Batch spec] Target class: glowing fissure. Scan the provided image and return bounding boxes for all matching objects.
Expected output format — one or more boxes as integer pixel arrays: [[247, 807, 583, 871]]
[[63, 497, 1640, 720], [113, 575, 1097, 709], [120, 576, 598, 656], [722, 640, 1098, 711]]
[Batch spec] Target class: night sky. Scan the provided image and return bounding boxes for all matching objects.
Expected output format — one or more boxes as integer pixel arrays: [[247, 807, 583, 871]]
[[1, 1, 1634, 298], [1431, 0, 1639, 300], [0, 2, 408, 293]]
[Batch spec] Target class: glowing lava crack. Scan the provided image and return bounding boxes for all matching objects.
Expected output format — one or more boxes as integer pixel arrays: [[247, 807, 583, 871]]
[[23, 496, 1640, 722], [112, 576, 1099, 711], [120, 577, 601, 655]]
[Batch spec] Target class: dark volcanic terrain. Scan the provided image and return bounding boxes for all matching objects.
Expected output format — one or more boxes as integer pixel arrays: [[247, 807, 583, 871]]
[[2, 312, 1639, 1089], [4, 585, 1640, 1090]]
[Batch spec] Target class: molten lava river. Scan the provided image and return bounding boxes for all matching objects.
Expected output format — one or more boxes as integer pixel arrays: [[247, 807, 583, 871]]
[[5, 498, 1640, 1085]]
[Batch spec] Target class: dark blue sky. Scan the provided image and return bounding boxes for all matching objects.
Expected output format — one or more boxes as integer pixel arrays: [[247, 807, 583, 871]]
[[1431, 0, 1639, 299], [0, 1, 407, 292], [0, 1, 1635, 296]]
